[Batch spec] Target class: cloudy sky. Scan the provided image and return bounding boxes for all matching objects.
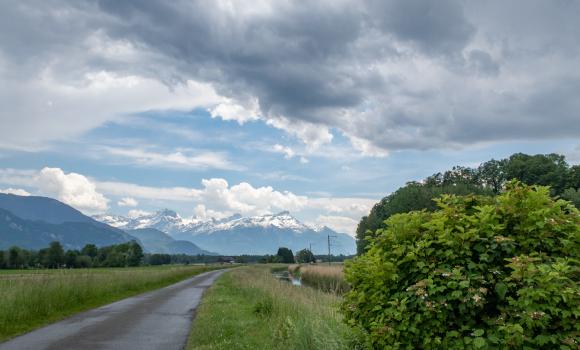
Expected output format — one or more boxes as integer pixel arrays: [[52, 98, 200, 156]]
[[1, 0, 579, 235]]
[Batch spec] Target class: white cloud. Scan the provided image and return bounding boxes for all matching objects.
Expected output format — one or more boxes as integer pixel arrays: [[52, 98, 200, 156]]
[[101, 146, 242, 171], [209, 98, 260, 124], [0, 188, 31, 196], [307, 197, 374, 219], [273, 144, 296, 159], [198, 178, 308, 217], [0, 67, 225, 151], [35, 167, 109, 214], [117, 197, 138, 207], [96, 181, 201, 202], [0, 167, 375, 235], [266, 117, 334, 151], [312, 215, 360, 237], [193, 204, 229, 220], [127, 209, 151, 219], [96, 177, 308, 217]]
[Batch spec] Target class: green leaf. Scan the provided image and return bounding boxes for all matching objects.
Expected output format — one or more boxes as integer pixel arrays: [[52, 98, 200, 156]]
[[473, 337, 486, 348], [473, 329, 484, 337], [495, 282, 507, 300]]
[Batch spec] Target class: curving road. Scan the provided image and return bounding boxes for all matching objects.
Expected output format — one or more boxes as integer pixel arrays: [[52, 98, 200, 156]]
[[0, 269, 227, 350]]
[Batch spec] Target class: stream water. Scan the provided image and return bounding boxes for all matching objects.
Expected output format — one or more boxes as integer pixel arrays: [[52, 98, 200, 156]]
[[271, 271, 301, 286]]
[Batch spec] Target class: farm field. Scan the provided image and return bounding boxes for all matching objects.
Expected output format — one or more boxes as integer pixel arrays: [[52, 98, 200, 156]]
[[0, 264, 224, 341], [187, 265, 366, 350]]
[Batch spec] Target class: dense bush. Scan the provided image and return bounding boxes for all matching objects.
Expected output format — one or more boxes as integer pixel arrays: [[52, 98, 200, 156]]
[[344, 182, 579, 349]]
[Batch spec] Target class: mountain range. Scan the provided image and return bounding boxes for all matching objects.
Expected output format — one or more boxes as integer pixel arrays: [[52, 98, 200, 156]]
[[0, 193, 209, 255], [0, 193, 355, 255], [94, 210, 356, 255]]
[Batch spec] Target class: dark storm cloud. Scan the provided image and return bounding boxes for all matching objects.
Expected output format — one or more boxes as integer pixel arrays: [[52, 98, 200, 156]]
[[1, 0, 579, 152]]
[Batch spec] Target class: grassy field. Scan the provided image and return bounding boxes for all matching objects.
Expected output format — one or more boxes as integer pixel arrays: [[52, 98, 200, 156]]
[[0, 264, 223, 341], [187, 265, 367, 350]]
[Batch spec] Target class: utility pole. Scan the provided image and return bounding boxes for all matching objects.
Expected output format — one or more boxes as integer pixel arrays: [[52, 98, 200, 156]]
[[327, 234, 336, 266]]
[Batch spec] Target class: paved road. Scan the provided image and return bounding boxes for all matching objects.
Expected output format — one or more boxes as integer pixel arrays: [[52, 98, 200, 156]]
[[0, 269, 227, 350]]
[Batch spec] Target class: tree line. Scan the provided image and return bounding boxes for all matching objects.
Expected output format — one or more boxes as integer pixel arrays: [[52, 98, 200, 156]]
[[0, 241, 144, 269], [0, 242, 352, 269], [356, 153, 580, 254], [0, 241, 220, 269]]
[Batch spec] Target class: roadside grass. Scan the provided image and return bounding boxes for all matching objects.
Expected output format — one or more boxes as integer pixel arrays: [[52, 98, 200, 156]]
[[187, 265, 368, 350], [0, 265, 223, 341], [298, 264, 349, 294]]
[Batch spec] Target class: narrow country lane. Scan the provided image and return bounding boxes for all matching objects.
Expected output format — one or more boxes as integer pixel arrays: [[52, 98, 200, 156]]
[[0, 269, 227, 350]]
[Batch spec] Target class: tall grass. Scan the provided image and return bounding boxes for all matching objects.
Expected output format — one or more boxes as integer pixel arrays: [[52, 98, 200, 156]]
[[296, 265, 350, 294], [188, 266, 367, 350], [0, 265, 220, 340]]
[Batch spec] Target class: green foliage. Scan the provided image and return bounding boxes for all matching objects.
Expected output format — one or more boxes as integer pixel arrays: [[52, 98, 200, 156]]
[[561, 188, 580, 208], [344, 182, 579, 349], [276, 247, 295, 263], [356, 153, 580, 255], [356, 183, 490, 254], [296, 249, 316, 263], [504, 153, 571, 195]]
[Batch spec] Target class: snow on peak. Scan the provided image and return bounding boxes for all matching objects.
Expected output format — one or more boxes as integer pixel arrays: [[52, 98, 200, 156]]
[[93, 209, 323, 236]]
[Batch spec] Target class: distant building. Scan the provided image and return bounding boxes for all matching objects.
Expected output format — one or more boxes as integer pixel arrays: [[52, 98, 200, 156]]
[[218, 256, 235, 264]]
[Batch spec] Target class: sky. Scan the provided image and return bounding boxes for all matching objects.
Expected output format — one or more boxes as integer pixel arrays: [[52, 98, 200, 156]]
[[0, 0, 579, 236]]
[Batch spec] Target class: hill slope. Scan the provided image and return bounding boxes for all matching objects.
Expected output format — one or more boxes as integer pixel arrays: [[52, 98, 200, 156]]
[[0, 208, 137, 250], [125, 228, 215, 255], [0, 193, 95, 224]]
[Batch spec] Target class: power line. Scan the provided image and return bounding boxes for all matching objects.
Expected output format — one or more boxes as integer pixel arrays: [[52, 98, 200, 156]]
[[327, 234, 337, 266]]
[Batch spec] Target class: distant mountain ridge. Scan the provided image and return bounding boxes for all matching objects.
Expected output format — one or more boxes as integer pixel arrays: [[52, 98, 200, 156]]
[[0, 194, 211, 255], [0, 207, 137, 250], [125, 228, 215, 256], [0, 193, 96, 224], [94, 210, 356, 255]]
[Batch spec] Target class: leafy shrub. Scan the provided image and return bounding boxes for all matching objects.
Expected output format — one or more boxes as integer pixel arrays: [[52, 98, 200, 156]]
[[254, 297, 274, 318], [343, 182, 579, 349]]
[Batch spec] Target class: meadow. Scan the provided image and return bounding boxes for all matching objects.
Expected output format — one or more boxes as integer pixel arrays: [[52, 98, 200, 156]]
[[0, 264, 222, 341], [187, 265, 366, 350]]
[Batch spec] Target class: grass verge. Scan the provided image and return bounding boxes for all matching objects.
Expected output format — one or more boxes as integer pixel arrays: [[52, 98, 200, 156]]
[[187, 265, 367, 350], [0, 265, 223, 341]]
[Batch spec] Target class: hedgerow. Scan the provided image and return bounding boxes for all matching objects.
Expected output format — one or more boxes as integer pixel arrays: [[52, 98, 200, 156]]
[[343, 182, 579, 349]]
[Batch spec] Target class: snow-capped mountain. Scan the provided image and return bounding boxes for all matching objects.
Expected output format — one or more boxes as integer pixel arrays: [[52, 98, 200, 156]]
[[94, 210, 356, 255], [94, 209, 198, 233]]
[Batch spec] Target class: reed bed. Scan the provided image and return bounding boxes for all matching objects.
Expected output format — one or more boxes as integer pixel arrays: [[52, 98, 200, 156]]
[[296, 265, 350, 295], [0, 265, 219, 340]]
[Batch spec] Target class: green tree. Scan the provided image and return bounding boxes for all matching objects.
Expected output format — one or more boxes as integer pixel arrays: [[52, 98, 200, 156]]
[[561, 187, 580, 207], [504, 153, 570, 195], [296, 249, 315, 263], [65, 250, 79, 268], [567, 164, 580, 190], [126, 241, 144, 266], [276, 247, 295, 263], [344, 182, 579, 349], [7, 246, 23, 268], [45, 241, 65, 268], [477, 159, 507, 193], [81, 244, 98, 259]]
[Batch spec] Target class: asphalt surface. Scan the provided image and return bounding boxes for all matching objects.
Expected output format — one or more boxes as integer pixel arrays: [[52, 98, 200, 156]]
[[0, 269, 227, 350]]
